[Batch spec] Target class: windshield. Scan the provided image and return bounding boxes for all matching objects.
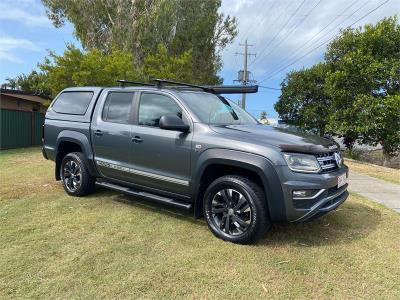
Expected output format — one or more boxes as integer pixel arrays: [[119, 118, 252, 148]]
[[179, 92, 258, 125]]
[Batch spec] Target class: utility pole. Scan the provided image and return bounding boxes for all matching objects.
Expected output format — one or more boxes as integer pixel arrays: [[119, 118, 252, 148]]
[[234, 40, 256, 110]]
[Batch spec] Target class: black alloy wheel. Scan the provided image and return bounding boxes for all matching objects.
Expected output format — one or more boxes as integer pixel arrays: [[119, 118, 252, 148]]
[[203, 175, 270, 244], [210, 188, 252, 236], [60, 152, 95, 196], [63, 160, 81, 193]]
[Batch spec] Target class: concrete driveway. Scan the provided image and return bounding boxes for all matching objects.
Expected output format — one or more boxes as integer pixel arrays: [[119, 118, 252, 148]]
[[347, 170, 400, 213]]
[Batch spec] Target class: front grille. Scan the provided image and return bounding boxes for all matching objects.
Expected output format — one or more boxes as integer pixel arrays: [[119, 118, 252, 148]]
[[316, 151, 339, 172]]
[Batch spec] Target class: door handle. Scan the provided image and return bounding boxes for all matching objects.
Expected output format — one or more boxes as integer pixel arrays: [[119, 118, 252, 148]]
[[94, 130, 103, 136], [132, 136, 143, 143]]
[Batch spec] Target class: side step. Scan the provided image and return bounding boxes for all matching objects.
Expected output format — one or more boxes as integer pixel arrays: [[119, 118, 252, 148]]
[[95, 181, 192, 210]]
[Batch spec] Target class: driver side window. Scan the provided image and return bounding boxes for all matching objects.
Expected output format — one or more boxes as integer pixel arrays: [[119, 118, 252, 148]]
[[138, 93, 182, 127]]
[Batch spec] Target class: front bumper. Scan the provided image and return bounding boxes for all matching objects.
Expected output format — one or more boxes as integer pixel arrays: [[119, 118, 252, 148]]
[[275, 165, 349, 222]]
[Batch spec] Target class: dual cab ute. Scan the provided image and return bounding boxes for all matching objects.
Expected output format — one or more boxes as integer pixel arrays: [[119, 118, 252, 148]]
[[43, 79, 348, 244]]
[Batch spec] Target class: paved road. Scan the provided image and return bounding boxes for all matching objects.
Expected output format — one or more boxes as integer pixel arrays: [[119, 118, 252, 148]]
[[347, 170, 400, 213]]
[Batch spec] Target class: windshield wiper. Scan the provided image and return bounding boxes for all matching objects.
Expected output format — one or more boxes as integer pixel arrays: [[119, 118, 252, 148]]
[[217, 96, 239, 120]]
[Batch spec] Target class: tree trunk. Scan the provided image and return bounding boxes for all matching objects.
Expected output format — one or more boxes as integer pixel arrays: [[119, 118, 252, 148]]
[[381, 143, 392, 167], [343, 136, 355, 150]]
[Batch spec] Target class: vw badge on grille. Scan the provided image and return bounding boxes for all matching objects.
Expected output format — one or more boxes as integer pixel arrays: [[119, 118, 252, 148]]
[[334, 152, 342, 167]]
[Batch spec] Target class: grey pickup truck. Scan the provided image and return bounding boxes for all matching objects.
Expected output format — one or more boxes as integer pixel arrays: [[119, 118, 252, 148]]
[[42, 79, 348, 244]]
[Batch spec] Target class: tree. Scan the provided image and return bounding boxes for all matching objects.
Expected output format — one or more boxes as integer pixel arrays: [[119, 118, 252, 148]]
[[4, 72, 50, 97], [325, 16, 400, 157], [275, 63, 331, 135], [260, 111, 267, 120], [275, 16, 400, 159], [352, 94, 400, 160], [4, 78, 17, 89], [41, 0, 237, 84], [143, 44, 193, 82], [38, 45, 138, 96], [7, 44, 195, 98], [259, 111, 269, 124]]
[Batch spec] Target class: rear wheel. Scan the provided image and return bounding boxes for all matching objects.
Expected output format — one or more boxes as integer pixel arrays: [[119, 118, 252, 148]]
[[203, 175, 270, 244], [60, 152, 95, 196]]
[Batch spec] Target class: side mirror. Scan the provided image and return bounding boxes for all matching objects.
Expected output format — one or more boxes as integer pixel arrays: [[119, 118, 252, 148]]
[[159, 115, 189, 132]]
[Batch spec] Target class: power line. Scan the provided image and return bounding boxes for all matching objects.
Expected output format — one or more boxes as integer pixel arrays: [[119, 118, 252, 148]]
[[247, 0, 300, 67], [258, 90, 282, 93], [255, 0, 323, 64], [249, 0, 307, 67], [259, 0, 389, 82], [258, 85, 281, 91], [236, 0, 272, 44], [261, 0, 364, 76], [227, 1, 277, 71]]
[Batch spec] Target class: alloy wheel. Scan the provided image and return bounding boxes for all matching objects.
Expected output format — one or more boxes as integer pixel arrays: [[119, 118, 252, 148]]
[[210, 188, 252, 236], [63, 160, 81, 192]]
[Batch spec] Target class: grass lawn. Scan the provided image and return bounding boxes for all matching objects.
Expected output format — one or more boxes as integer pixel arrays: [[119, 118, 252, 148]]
[[1, 148, 400, 299], [345, 158, 400, 185]]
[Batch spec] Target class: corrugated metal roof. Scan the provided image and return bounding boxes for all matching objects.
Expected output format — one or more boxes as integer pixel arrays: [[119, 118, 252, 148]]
[[1, 93, 47, 104]]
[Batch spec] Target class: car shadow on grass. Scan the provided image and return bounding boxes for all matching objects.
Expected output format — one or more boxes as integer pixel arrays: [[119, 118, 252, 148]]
[[91, 188, 204, 227], [91, 188, 382, 246], [259, 200, 382, 247]]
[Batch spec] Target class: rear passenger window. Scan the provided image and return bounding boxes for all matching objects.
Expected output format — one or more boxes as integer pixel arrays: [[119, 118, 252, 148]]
[[138, 93, 182, 127], [52, 92, 93, 115], [102, 92, 134, 124]]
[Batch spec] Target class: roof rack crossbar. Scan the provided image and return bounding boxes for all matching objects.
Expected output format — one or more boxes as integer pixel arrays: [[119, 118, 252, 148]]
[[117, 80, 155, 87], [117, 79, 258, 94], [152, 79, 257, 94], [152, 79, 212, 92]]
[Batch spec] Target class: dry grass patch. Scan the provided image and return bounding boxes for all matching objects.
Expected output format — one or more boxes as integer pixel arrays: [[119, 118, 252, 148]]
[[1, 148, 400, 299], [345, 159, 400, 185]]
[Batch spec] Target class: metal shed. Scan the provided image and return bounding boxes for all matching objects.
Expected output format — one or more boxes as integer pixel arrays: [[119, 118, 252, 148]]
[[0, 89, 48, 150]]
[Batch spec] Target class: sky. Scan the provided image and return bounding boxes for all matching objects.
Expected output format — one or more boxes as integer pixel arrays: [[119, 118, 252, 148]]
[[0, 0, 399, 119]]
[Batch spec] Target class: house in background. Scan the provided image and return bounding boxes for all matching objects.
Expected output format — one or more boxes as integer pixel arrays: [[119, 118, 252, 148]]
[[0, 88, 49, 149]]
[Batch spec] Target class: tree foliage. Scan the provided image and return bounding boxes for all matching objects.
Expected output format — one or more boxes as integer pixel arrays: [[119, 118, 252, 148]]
[[259, 111, 269, 124], [275, 16, 400, 157], [4, 72, 49, 96], [275, 63, 331, 135], [143, 44, 193, 82], [41, 0, 237, 84], [259, 111, 267, 120], [325, 16, 400, 155], [6, 44, 194, 98]]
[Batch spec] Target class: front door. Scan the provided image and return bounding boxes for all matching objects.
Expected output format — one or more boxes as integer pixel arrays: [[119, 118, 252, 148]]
[[92, 91, 135, 183], [130, 92, 192, 195]]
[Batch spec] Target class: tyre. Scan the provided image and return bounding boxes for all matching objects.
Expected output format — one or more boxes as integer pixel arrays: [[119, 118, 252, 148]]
[[60, 152, 95, 196], [203, 175, 271, 244]]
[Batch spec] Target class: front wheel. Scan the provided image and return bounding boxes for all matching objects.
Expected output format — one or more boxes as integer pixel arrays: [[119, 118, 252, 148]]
[[203, 175, 270, 244], [60, 152, 95, 196]]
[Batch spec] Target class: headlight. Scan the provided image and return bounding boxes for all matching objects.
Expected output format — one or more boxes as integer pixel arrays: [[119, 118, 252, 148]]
[[283, 153, 321, 173]]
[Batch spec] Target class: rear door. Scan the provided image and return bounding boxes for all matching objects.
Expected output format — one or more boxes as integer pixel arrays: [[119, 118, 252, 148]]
[[91, 91, 136, 182], [129, 91, 192, 195]]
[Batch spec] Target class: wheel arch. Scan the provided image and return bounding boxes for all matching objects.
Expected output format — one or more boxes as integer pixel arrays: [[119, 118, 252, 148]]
[[192, 149, 286, 222], [55, 131, 99, 180]]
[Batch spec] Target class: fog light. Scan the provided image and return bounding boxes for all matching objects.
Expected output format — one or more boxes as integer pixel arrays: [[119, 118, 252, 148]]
[[292, 189, 319, 199]]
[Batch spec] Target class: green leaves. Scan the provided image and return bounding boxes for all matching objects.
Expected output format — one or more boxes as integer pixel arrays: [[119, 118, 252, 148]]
[[7, 44, 195, 98], [275, 63, 331, 135], [275, 16, 400, 157], [41, 0, 237, 85], [143, 45, 193, 82]]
